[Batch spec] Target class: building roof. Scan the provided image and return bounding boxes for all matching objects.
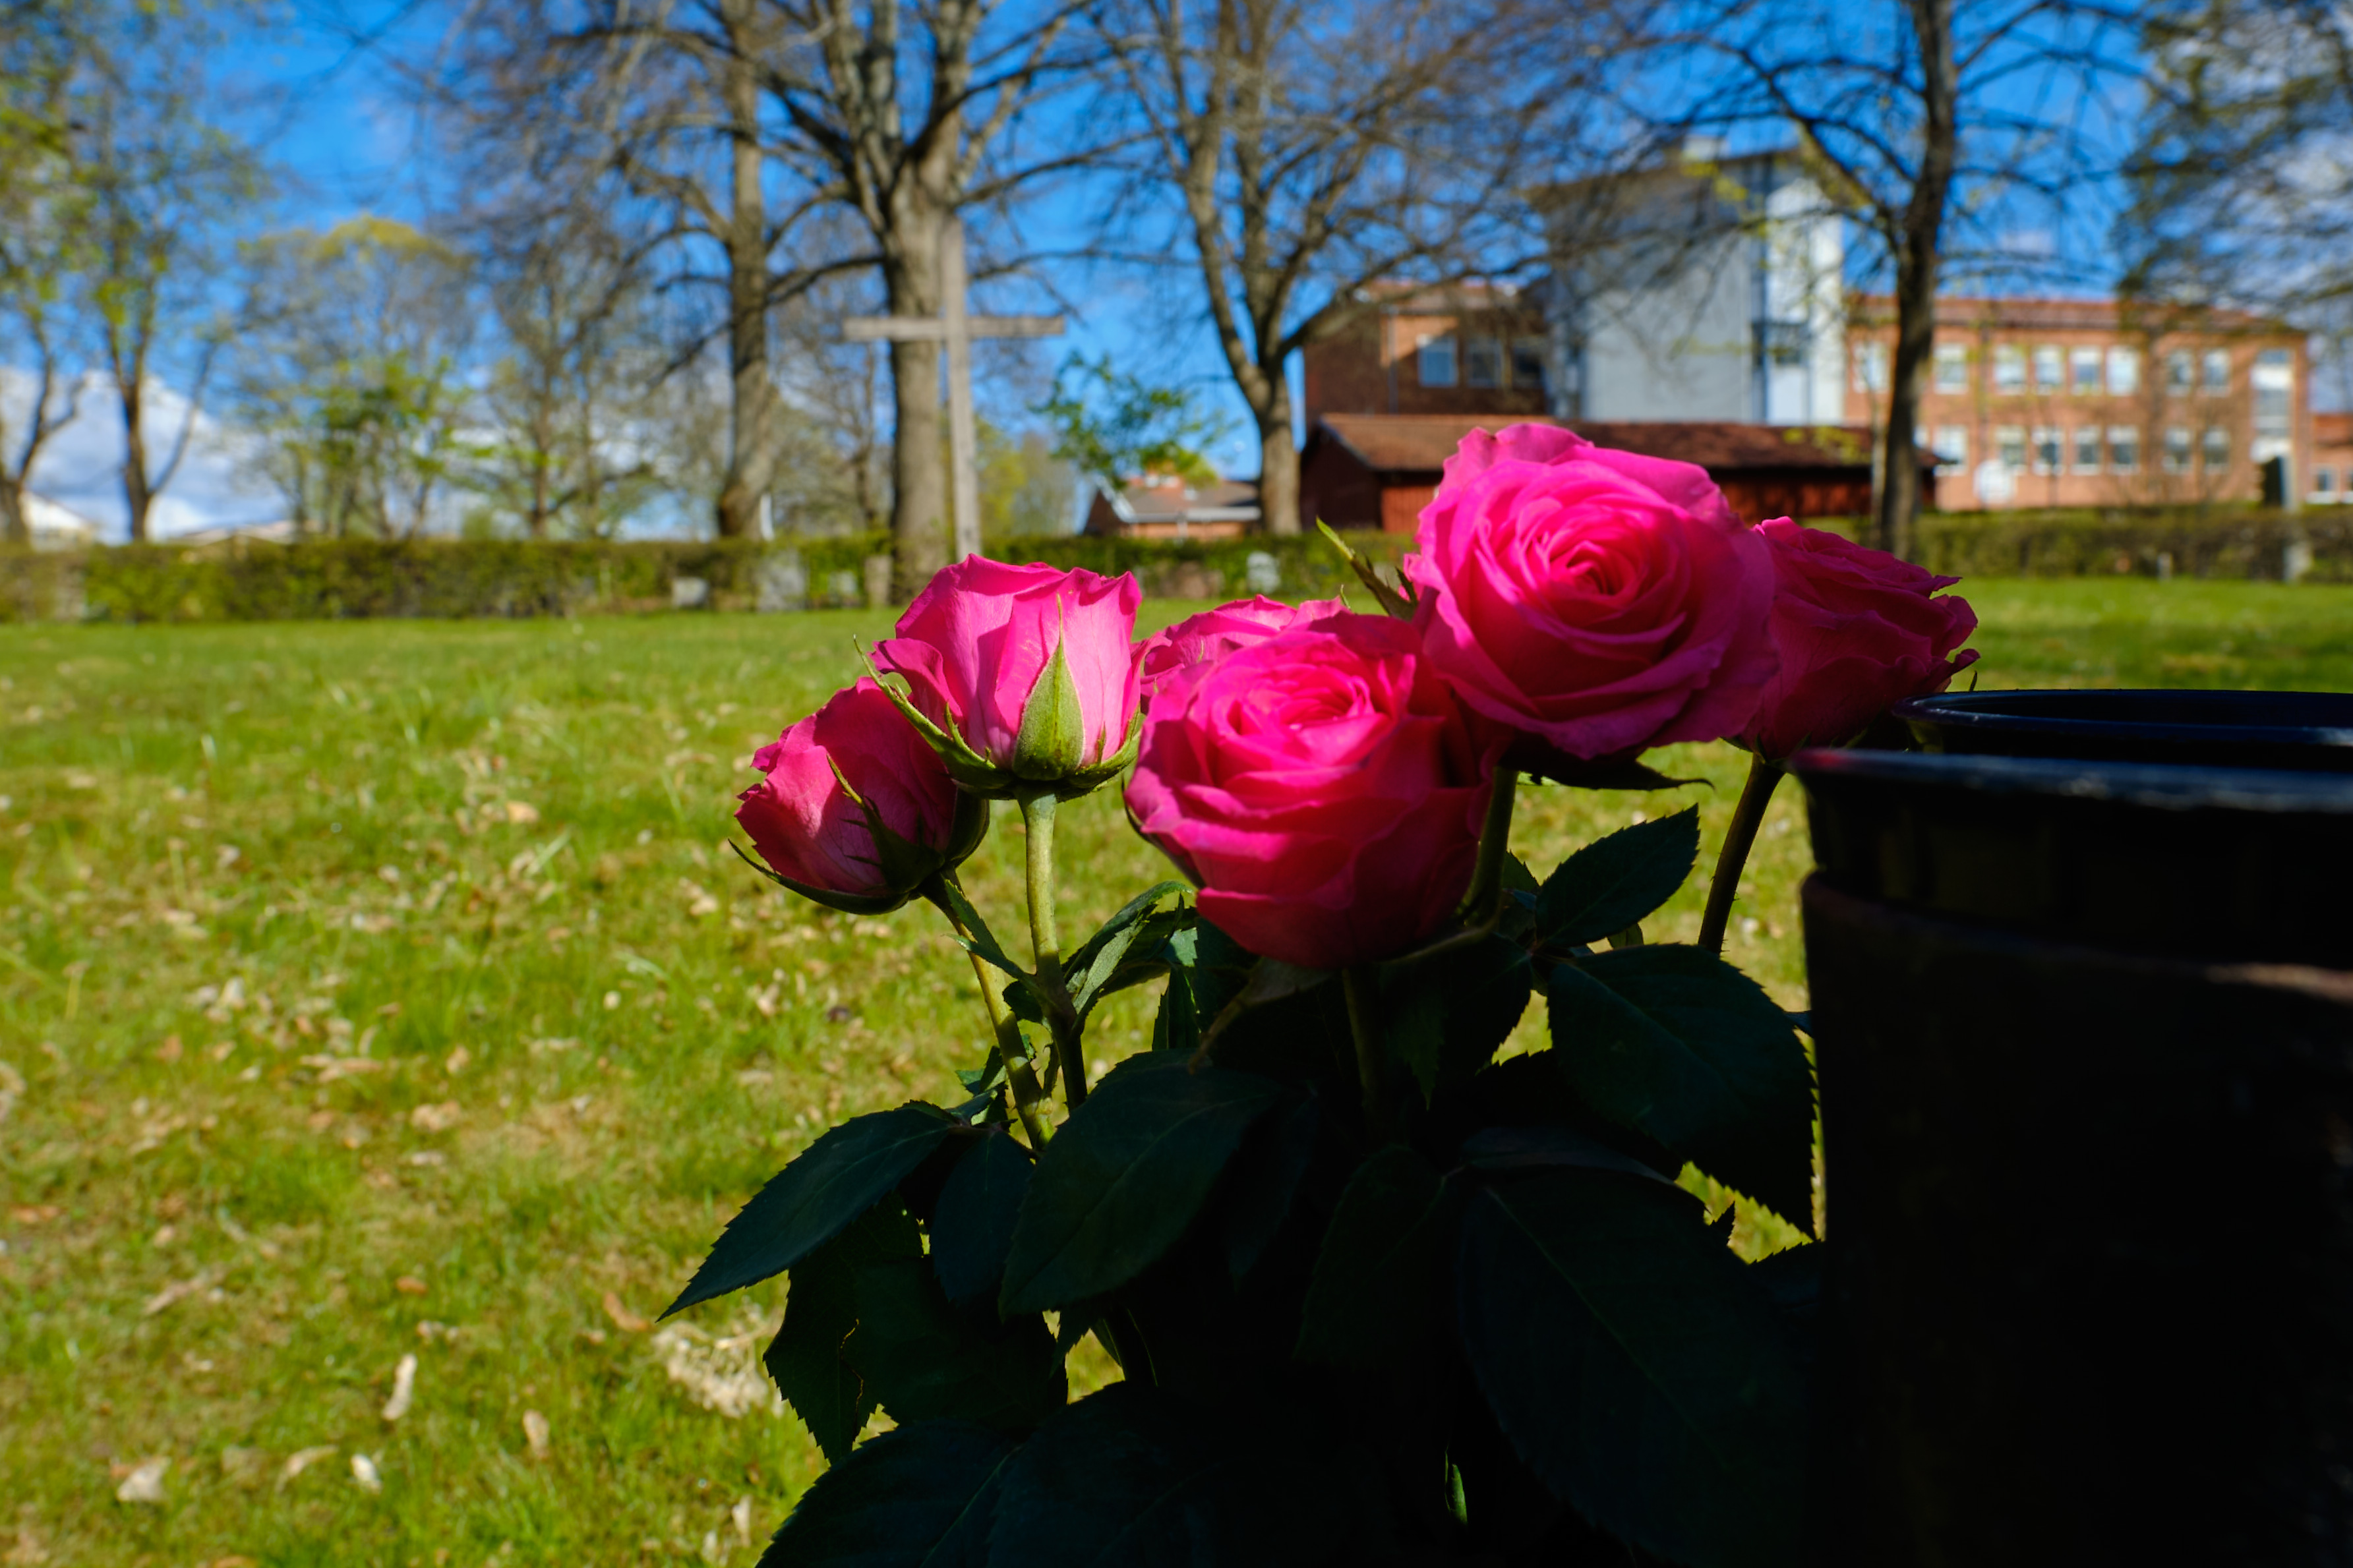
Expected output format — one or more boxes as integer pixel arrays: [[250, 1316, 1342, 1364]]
[[1088, 475, 1260, 528], [2316, 412, 2353, 448], [1309, 414, 1877, 476], [1850, 293, 2288, 334]]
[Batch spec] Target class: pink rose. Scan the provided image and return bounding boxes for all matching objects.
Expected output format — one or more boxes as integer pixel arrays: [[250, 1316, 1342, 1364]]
[[876, 558, 1142, 796], [1738, 519, 1979, 759], [1133, 595, 1349, 694], [1126, 612, 1491, 970], [735, 678, 986, 913], [1403, 423, 1778, 760]]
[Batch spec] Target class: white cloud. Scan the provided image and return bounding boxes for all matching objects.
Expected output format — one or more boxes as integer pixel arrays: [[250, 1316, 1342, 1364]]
[[3, 367, 283, 542]]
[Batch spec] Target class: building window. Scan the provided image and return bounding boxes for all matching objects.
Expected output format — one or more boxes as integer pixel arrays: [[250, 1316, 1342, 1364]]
[[1993, 345, 2026, 394], [2032, 426, 2062, 475], [1416, 334, 1457, 388], [1931, 425, 1969, 469], [1509, 337, 1547, 392], [2201, 348, 2231, 393], [2108, 426, 2140, 473], [2106, 347, 2140, 397], [2073, 426, 2104, 473], [1996, 426, 2027, 471], [2319, 465, 2338, 496], [1934, 344, 1969, 393], [2164, 426, 2193, 472], [2203, 426, 2230, 469], [1465, 336, 1503, 389], [2070, 347, 2104, 395], [1855, 341, 1888, 393], [2252, 347, 2293, 437], [2033, 346, 2063, 393], [2166, 350, 2194, 394]]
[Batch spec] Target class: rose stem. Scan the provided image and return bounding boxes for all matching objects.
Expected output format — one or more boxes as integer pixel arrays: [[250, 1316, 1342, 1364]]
[[1698, 755, 1784, 956], [932, 881, 1052, 1146], [1458, 769, 1520, 926], [1018, 789, 1087, 1107], [1343, 965, 1391, 1143]]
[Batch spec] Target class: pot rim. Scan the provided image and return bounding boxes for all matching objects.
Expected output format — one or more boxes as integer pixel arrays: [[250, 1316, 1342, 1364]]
[[1894, 688, 2353, 751], [1789, 746, 2353, 816]]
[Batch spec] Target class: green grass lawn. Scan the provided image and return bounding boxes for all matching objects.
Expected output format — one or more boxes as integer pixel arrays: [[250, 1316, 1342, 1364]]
[[3, 577, 2348, 1567]]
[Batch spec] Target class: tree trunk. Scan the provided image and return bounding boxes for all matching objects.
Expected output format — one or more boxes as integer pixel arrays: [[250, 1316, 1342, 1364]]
[[1876, 0, 1958, 562], [121, 380, 154, 544], [1257, 389, 1301, 537], [713, 3, 773, 540], [885, 212, 949, 601], [0, 472, 27, 549]]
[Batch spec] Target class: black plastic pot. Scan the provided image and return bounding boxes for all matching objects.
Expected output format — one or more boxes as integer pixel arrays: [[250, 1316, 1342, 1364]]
[[1896, 687, 2353, 772], [1794, 747, 2353, 1567]]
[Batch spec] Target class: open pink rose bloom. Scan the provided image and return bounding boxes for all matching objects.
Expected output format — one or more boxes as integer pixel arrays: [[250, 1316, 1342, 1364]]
[[1127, 611, 1491, 970], [1405, 422, 1779, 759]]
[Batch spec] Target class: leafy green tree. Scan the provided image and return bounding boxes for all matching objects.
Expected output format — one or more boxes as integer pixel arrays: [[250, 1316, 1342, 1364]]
[[0, 1, 89, 547], [1035, 353, 1227, 491], [232, 218, 475, 538]]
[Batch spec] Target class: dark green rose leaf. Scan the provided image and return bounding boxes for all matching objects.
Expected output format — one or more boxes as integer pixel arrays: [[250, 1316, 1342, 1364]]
[[929, 1126, 1034, 1307], [1457, 1124, 1669, 1183], [1381, 933, 1534, 1099], [669, 1103, 957, 1316], [1534, 808, 1700, 948], [765, 1203, 922, 1463], [756, 1417, 1017, 1568], [1546, 946, 1814, 1226], [986, 1384, 1346, 1568], [1296, 1146, 1456, 1367], [846, 1258, 1064, 1431], [999, 1053, 1282, 1315], [1215, 1095, 1321, 1285], [1456, 1171, 1805, 1568]]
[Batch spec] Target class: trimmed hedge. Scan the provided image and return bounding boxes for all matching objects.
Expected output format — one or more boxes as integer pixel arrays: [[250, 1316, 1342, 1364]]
[[1914, 506, 2353, 583], [0, 531, 1414, 625], [7, 507, 2340, 625]]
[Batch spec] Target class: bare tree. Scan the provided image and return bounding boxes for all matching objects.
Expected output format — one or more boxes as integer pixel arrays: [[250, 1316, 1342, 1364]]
[[0, 5, 86, 546], [754, 0, 1100, 591], [68, 9, 264, 542], [2120, 1, 2353, 320], [1667, 0, 2138, 558], [1094, 0, 1615, 536]]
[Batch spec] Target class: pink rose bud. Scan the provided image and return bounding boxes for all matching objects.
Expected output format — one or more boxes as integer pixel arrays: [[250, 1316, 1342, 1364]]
[[1126, 612, 1492, 970], [875, 558, 1143, 799], [1404, 423, 1779, 761], [734, 678, 987, 914], [1737, 519, 1979, 760], [1133, 594, 1350, 695]]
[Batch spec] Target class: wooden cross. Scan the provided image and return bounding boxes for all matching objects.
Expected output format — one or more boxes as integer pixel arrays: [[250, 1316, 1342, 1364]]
[[845, 217, 1063, 562]]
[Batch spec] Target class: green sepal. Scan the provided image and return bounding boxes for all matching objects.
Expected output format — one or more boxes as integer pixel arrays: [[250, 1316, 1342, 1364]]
[[1317, 521, 1415, 620], [859, 643, 1019, 796], [1048, 707, 1143, 801], [1011, 634, 1090, 782]]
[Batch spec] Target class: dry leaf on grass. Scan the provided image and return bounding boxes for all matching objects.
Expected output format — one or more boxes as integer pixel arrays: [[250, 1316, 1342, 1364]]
[[649, 1305, 783, 1418], [113, 1457, 168, 1503], [521, 1409, 551, 1459], [602, 1291, 650, 1333], [280, 1446, 336, 1485], [382, 1354, 417, 1422]]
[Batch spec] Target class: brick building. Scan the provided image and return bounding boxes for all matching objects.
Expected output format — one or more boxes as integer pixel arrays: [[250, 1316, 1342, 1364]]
[[1301, 281, 1551, 422], [1847, 296, 2310, 509], [1081, 475, 1261, 540], [1299, 413, 1893, 534]]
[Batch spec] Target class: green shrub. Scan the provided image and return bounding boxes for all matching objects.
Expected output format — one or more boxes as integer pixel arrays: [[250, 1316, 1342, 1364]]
[[0, 530, 1412, 624], [1917, 506, 2352, 582]]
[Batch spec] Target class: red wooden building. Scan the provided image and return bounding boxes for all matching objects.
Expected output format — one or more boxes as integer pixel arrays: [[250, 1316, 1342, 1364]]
[[1298, 413, 1915, 534]]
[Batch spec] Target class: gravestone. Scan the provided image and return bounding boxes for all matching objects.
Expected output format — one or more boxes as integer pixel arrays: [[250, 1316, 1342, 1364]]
[[671, 576, 711, 611], [756, 550, 808, 613], [862, 554, 894, 609], [1245, 550, 1281, 595], [827, 570, 860, 606]]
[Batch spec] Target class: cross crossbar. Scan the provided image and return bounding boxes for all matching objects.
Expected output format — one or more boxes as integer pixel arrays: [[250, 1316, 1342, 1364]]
[[841, 314, 1065, 343]]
